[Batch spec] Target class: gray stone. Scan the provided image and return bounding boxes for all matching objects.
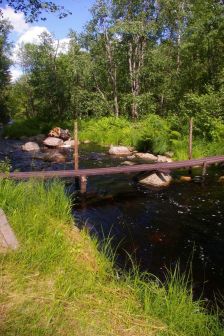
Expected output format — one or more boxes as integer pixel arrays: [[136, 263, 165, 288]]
[[43, 137, 64, 148], [121, 161, 136, 166], [135, 152, 158, 162], [60, 139, 75, 148], [127, 155, 136, 160], [22, 142, 40, 152], [157, 155, 173, 163], [139, 172, 172, 187], [0, 209, 19, 251], [109, 145, 131, 156]]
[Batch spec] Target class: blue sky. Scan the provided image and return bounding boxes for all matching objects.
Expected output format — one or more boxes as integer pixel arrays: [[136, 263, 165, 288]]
[[37, 0, 95, 38], [0, 0, 95, 80], [1, 0, 95, 39]]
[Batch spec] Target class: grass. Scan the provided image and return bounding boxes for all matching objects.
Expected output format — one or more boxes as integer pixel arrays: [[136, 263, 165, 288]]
[[0, 179, 223, 335], [4, 116, 224, 160]]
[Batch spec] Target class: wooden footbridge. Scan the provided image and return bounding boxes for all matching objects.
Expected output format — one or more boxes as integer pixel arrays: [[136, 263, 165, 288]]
[[0, 155, 224, 193]]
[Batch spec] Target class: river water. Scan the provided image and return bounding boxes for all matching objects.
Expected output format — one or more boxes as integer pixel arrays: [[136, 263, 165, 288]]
[[1, 140, 224, 304]]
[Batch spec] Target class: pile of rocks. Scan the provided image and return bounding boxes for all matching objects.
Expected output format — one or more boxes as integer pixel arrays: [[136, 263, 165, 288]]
[[109, 145, 173, 163], [44, 127, 73, 148], [21, 127, 74, 163], [109, 145, 173, 187], [22, 127, 73, 152]]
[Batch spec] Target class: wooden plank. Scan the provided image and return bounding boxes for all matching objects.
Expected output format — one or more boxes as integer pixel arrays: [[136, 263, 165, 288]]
[[0, 156, 224, 180], [0, 209, 19, 251]]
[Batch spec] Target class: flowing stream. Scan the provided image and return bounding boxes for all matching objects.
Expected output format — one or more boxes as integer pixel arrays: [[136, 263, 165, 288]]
[[1, 139, 224, 304]]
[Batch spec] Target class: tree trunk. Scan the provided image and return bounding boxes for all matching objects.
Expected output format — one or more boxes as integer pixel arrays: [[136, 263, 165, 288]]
[[105, 29, 119, 117], [128, 35, 146, 119]]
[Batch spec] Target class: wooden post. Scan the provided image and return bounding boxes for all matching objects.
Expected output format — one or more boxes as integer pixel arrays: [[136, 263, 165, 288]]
[[80, 175, 87, 194], [202, 162, 207, 177], [188, 117, 193, 161], [74, 121, 79, 171], [188, 117, 193, 175]]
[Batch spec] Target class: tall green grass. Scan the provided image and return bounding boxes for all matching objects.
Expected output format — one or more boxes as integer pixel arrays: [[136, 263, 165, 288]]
[[0, 180, 223, 335]]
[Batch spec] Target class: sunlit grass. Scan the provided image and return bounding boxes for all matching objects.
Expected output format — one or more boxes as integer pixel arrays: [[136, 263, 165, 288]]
[[0, 180, 223, 335]]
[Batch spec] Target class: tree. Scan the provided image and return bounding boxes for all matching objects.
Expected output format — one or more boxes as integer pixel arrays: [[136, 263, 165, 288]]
[[85, 0, 121, 117], [0, 17, 12, 123], [0, 0, 71, 22]]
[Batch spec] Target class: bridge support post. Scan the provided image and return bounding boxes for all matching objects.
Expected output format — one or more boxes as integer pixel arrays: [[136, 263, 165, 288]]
[[74, 121, 79, 171], [80, 175, 87, 194], [188, 117, 193, 175], [202, 162, 207, 177]]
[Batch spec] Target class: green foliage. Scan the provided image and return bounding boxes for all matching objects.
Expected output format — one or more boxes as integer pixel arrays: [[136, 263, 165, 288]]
[[3, 118, 53, 138], [130, 268, 223, 336], [0, 0, 71, 22], [0, 18, 12, 123], [0, 158, 11, 173], [180, 89, 224, 139]]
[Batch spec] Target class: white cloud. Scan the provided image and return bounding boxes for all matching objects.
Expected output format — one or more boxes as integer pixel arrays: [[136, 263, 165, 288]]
[[56, 38, 70, 54], [12, 26, 50, 63], [17, 26, 50, 45], [1, 6, 29, 34], [10, 67, 22, 82]]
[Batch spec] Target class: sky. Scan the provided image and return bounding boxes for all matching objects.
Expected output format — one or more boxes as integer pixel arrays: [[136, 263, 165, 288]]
[[0, 0, 95, 81]]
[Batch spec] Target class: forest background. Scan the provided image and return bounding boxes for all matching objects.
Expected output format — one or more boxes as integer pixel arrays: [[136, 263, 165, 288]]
[[1, 0, 224, 158]]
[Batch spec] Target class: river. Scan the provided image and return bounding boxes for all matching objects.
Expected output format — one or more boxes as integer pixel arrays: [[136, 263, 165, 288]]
[[1, 139, 224, 304]]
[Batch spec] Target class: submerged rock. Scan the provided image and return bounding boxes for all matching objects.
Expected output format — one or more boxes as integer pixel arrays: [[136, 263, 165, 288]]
[[135, 152, 158, 162], [109, 145, 131, 156], [180, 176, 192, 182], [42, 150, 67, 163], [22, 142, 40, 152], [43, 137, 63, 148], [139, 172, 172, 187], [219, 176, 224, 182]]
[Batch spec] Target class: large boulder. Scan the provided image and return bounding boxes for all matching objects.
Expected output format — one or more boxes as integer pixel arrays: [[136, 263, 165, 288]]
[[109, 145, 131, 156], [22, 142, 40, 152], [48, 127, 71, 141], [43, 137, 64, 148], [139, 172, 172, 187], [135, 152, 158, 162]]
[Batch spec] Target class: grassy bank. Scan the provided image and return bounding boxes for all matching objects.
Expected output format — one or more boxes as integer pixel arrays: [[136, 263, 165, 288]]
[[0, 179, 223, 335], [4, 116, 224, 160]]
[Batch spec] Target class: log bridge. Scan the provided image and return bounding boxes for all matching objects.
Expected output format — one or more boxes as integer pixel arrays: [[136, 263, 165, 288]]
[[0, 156, 224, 193]]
